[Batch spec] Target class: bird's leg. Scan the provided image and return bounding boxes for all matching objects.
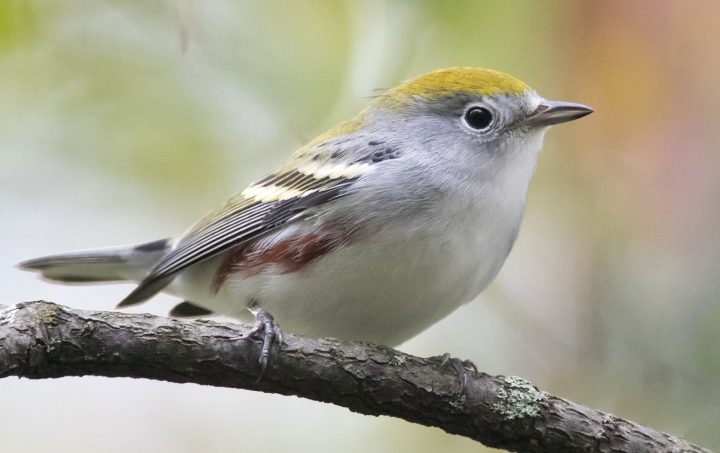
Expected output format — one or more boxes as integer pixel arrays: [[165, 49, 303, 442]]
[[237, 302, 283, 381], [428, 353, 478, 393]]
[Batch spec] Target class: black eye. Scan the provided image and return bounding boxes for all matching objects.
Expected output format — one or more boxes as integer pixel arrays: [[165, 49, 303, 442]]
[[464, 107, 493, 130]]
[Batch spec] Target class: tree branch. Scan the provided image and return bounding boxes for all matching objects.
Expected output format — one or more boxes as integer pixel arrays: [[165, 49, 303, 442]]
[[0, 301, 708, 452]]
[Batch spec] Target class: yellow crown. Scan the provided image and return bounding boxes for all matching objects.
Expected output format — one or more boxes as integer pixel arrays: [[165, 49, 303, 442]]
[[380, 67, 529, 108]]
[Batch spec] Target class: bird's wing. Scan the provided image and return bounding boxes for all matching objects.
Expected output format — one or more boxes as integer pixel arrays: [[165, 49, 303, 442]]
[[117, 137, 400, 307]]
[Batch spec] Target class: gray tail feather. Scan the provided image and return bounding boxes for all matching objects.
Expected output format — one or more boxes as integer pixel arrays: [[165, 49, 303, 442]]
[[18, 238, 170, 284]]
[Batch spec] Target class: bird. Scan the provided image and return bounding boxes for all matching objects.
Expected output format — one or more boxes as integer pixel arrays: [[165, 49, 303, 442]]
[[20, 67, 592, 376]]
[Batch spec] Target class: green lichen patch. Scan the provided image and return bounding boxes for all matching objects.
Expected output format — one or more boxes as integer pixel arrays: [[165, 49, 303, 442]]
[[38, 305, 58, 325], [493, 376, 546, 420]]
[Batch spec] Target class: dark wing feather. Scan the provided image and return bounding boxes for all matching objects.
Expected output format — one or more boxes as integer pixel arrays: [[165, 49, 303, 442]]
[[169, 301, 214, 317], [116, 134, 400, 308], [117, 179, 354, 307]]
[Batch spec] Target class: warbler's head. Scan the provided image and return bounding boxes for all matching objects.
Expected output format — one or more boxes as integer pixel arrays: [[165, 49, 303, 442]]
[[367, 67, 592, 159], [302, 67, 592, 194]]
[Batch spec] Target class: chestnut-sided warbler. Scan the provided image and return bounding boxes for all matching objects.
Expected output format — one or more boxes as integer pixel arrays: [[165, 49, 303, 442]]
[[20, 67, 592, 363]]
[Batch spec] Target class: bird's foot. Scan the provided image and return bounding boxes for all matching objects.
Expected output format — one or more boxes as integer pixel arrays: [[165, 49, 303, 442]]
[[234, 308, 283, 382], [429, 353, 478, 393]]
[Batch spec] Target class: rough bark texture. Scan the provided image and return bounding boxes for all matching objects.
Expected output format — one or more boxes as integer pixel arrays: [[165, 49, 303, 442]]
[[0, 301, 709, 453]]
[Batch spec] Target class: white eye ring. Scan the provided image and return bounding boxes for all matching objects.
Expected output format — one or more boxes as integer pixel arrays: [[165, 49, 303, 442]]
[[463, 106, 494, 130]]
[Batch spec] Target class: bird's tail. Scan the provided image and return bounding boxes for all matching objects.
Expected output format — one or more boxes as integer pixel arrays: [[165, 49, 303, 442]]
[[18, 238, 171, 284]]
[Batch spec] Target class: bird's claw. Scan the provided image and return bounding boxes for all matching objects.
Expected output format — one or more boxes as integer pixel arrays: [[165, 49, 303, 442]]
[[234, 308, 283, 382], [431, 353, 478, 393]]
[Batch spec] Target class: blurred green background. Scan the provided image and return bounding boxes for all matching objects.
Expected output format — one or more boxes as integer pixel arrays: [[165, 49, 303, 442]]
[[2, 1, 719, 451]]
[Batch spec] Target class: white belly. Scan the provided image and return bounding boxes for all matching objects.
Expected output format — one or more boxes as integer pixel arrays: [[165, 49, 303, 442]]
[[172, 208, 519, 346]]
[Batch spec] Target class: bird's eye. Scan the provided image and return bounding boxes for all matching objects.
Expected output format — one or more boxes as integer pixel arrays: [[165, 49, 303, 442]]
[[463, 107, 493, 130]]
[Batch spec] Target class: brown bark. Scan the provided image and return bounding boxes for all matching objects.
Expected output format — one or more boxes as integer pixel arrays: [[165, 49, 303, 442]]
[[0, 301, 708, 453]]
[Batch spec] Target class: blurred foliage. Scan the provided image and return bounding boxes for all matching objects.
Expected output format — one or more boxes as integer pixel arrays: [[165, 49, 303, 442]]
[[1, 1, 719, 452]]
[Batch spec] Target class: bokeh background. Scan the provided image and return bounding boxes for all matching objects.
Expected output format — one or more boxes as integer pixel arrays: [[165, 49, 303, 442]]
[[2, 1, 719, 451]]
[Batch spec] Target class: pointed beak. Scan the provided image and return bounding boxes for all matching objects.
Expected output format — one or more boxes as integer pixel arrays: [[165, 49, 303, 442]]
[[523, 100, 593, 128]]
